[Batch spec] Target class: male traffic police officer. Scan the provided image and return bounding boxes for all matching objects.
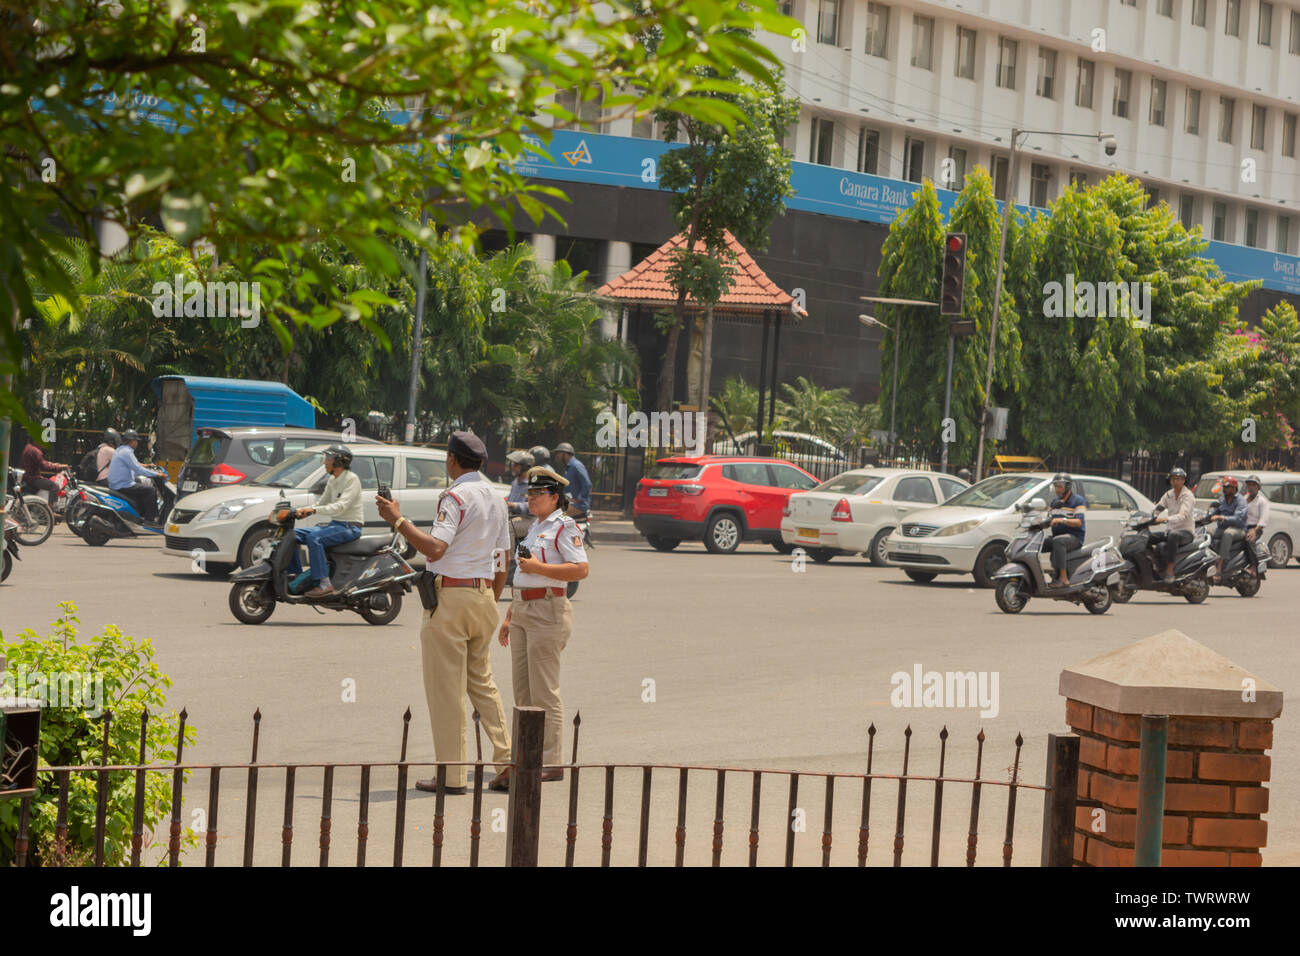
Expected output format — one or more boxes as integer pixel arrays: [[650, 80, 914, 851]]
[[376, 431, 513, 794]]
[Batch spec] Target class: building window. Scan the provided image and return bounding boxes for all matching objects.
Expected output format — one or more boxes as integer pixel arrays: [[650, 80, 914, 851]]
[[992, 155, 1009, 201], [946, 147, 967, 190], [555, 87, 605, 132], [996, 37, 1017, 89], [1259, 2, 1274, 45], [1251, 105, 1267, 150], [865, 2, 889, 58], [1284, 113, 1297, 157], [1191, 0, 1207, 28], [1120, 0, 1135, 6], [1186, 89, 1201, 134], [1225, 0, 1241, 37], [817, 0, 840, 45], [810, 117, 834, 165], [1036, 48, 1057, 99], [1147, 187, 1161, 209], [1070, 169, 1089, 188], [857, 126, 880, 174], [1219, 97, 1235, 143], [1279, 216, 1292, 254], [1113, 68, 1131, 119], [955, 26, 976, 79], [1075, 58, 1095, 108], [1030, 162, 1051, 207], [1212, 201, 1227, 240], [1292, 11, 1300, 54], [631, 112, 655, 138], [1158, 0, 1173, 16], [911, 15, 934, 70], [1245, 209, 1260, 247], [1179, 195, 1195, 230], [903, 137, 925, 182], [1150, 78, 1167, 126]]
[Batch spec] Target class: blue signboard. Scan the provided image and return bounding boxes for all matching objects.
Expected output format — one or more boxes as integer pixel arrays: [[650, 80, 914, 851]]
[[512, 128, 1300, 296]]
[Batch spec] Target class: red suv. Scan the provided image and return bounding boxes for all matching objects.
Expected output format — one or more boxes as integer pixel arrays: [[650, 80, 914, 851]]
[[633, 456, 819, 553]]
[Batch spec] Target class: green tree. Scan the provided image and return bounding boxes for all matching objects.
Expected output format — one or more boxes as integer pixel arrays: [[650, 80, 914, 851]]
[[1219, 301, 1300, 452], [709, 375, 758, 440], [776, 376, 852, 438]]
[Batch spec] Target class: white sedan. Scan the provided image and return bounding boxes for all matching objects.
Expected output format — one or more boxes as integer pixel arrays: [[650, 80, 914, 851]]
[[780, 468, 970, 564]]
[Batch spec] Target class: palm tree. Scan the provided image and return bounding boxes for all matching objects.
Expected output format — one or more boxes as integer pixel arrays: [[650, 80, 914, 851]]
[[776, 376, 852, 439]]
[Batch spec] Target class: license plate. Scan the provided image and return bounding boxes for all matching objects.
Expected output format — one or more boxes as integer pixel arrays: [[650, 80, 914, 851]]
[[797, 527, 819, 539], [166, 524, 179, 534], [648, 488, 667, 497], [896, 541, 921, 553], [181, 480, 197, 492]]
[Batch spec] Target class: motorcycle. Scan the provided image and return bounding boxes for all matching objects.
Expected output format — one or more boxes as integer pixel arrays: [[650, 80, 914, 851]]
[[2, 513, 20, 582], [1112, 509, 1217, 604], [228, 494, 419, 625], [49, 468, 85, 522], [991, 500, 1131, 615], [1208, 520, 1269, 597], [5, 468, 54, 546], [73, 471, 175, 546]]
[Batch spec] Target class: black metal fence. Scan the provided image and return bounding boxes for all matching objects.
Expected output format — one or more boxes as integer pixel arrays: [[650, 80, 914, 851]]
[[4, 706, 1081, 867]]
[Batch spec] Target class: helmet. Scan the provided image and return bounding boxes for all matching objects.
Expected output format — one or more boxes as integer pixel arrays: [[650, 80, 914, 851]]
[[120, 429, 140, 443], [1169, 466, 1187, 479], [1246, 473, 1262, 486], [103, 428, 121, 448], [322, 444, 353, 468], [1221, 475, 1239, 492], [506, 450, 535, 468], [554, 442, 575, 456], [956, 468, 972, 483], [529, 445, 550, 466], [1052, 472, 1072, 489]]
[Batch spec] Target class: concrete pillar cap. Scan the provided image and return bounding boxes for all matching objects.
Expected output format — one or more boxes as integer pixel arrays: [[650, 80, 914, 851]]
[[1059, 629, 1282, 718]]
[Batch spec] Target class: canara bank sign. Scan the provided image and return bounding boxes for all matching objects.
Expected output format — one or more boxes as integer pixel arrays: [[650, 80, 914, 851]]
[[838, 177, 912, 207]]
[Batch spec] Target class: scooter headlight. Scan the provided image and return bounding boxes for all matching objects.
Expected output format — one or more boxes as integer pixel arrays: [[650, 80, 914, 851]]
[[201, 497, 266, 522]]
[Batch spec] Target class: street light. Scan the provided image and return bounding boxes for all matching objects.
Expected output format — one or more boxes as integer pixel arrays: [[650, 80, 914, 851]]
[[974, 128, 1118, 482], [860, 313, 900, 461]]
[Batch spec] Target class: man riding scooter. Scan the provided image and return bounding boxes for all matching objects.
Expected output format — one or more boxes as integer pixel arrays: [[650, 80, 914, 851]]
[[107, 429, 173, 524], [1243, 474, 1271, 574], [1046, 473, 1087, 588], [286, 444, 362, 599], [1152, 467, 1196, 581], [1208, 476, 1248, 583]]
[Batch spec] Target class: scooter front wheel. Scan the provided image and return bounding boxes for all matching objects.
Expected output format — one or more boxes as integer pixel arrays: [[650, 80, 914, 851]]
[[994, 578, 1028, 613], [230, 582, 276, 624], [1110, 573, 1136, 603]]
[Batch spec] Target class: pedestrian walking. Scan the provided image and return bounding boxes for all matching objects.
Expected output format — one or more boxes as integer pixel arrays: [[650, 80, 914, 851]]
[[497, 466, 589, 782], [376, 430, 513, 795]]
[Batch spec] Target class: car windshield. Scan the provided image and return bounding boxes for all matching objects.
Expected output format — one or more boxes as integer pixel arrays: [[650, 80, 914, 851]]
[[185, 434, 226, 467], [942, 475, 1043, 510], [249, 448, 323, 488], [815, 473, 885, 495], [649, 463, 702, 479]]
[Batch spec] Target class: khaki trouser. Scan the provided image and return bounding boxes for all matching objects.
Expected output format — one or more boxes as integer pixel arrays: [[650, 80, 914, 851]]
[[419, 581, 512, 788], [509, 594, 573, 769]]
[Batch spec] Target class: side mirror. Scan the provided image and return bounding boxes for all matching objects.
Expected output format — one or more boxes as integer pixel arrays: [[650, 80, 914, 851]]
[[1027, 497, 1047, 511]]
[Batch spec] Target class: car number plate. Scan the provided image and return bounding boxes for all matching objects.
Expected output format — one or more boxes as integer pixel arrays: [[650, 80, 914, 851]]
[[797, 527, 819, 539], [181, 480, 197, 492], [896, 541, 921, 553], [648, 487, 668, 497], [166, 524, 180, 534]]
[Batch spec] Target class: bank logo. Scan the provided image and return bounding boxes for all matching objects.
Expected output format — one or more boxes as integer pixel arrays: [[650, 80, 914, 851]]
[[563, 139, 593, 166]]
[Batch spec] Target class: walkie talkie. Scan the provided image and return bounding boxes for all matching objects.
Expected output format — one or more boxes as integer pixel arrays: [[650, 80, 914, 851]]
[[377, 482, 392, 501]]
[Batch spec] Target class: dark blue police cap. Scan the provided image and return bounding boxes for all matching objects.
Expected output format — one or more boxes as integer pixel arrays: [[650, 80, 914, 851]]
[[447, 430, 487, 462]]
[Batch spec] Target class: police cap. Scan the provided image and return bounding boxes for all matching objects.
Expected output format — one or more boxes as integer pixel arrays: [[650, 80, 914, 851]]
[[447, 430, 487, 463], [526, 466, 569, 491]]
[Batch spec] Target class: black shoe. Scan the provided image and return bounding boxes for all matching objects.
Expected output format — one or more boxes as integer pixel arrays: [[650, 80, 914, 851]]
[[414, 779, 467, 795]]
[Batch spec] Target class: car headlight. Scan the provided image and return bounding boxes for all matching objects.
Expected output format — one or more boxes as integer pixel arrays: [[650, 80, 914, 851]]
[[201, 497, 266, 522], [936, 518, 983, 537]]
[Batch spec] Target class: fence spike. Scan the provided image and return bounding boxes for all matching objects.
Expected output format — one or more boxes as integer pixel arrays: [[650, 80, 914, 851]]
[[400, 707, 412, 761]]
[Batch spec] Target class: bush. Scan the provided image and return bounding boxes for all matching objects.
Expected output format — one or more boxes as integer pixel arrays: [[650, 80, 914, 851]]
[[0, 602, 197, 866]]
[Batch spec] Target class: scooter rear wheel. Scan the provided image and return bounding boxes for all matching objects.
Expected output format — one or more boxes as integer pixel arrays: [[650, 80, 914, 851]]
[[1182, 573, 1210, 604], [1235, 574, 1261, 598], [230, 582, 276, 624], [994, 578, 1028, 613], [81, 524, 110, 546], [1083, 587, 1112, 614], [359, 590, 402, 625]]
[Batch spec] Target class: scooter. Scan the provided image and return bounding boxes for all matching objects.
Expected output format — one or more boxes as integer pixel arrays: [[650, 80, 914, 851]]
[[1208, 522, 1269, 597], [991, 500, 1131, 615], [1112, 509, 1217, 604], [5, 468, 54, 546], [2, 513, 20, 582], [227, 494, 419, 625], [74, 472, 176, 546]]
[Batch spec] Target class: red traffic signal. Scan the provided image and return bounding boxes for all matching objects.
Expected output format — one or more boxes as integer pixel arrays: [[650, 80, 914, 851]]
[[940, 232, 967, 316]]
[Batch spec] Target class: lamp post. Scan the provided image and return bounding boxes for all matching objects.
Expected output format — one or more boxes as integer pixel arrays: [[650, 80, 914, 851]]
[[860, 313, 899, 461], [974, 128, 1118, 482]]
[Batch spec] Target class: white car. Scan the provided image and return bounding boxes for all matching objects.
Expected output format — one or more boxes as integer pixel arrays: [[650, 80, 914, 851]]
[[162, 443, 474, 573], [884, 472, 1156, 586], [780, 468, 970, 564]]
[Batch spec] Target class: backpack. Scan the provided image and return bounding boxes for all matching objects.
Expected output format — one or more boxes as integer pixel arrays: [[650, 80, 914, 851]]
[[77, 447, 100, 482]]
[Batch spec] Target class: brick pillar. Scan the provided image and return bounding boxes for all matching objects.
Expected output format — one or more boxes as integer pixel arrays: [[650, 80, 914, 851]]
[[1059, 629, 1282, 867]]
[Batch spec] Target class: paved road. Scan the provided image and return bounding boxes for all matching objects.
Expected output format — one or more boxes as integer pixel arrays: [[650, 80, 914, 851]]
[[4, 527, 1295, 865]]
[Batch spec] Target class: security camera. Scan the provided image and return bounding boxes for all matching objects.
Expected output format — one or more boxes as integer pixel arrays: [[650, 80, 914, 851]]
[[1101, 134, 1118, 156]]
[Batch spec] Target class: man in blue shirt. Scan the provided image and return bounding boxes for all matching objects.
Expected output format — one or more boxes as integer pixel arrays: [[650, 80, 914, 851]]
[[505, 449, 534, 540], [108, 429, 171, 523], [1208, 475, 1249, 582], [552, 442, 591, 517], [1047, 473, 1086, 588]]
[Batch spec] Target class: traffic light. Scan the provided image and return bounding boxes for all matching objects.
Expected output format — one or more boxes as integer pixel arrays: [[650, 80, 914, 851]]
[[940, 232, 967, 316]]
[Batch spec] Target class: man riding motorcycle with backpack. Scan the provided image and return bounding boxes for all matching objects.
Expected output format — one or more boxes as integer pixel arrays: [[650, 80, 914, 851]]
[[1208, 475, 1248, 583]]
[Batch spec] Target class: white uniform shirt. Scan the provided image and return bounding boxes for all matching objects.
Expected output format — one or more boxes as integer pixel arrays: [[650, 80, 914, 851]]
[[1246, 492, 1270, 529], [1156, 486, 1197, 534], [514, 509, 588, 589], [428, 471, 510, 579]]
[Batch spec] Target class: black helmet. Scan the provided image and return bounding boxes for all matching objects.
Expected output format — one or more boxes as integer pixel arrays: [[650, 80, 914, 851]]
[[1169, 467, 1188, 479], [956, 468, 972, 483], [1052, 472, 1072, 489], [506, 450, 535, 468], [120, 429, 140, 443], [323, 444, 353, 468], [554, 442, 575, 456], [528, 445, 550, 466], [103, 428, 121, 448]]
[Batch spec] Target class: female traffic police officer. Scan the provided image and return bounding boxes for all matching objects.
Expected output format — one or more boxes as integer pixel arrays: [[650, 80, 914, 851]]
[[497, 466, 588, 781]]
